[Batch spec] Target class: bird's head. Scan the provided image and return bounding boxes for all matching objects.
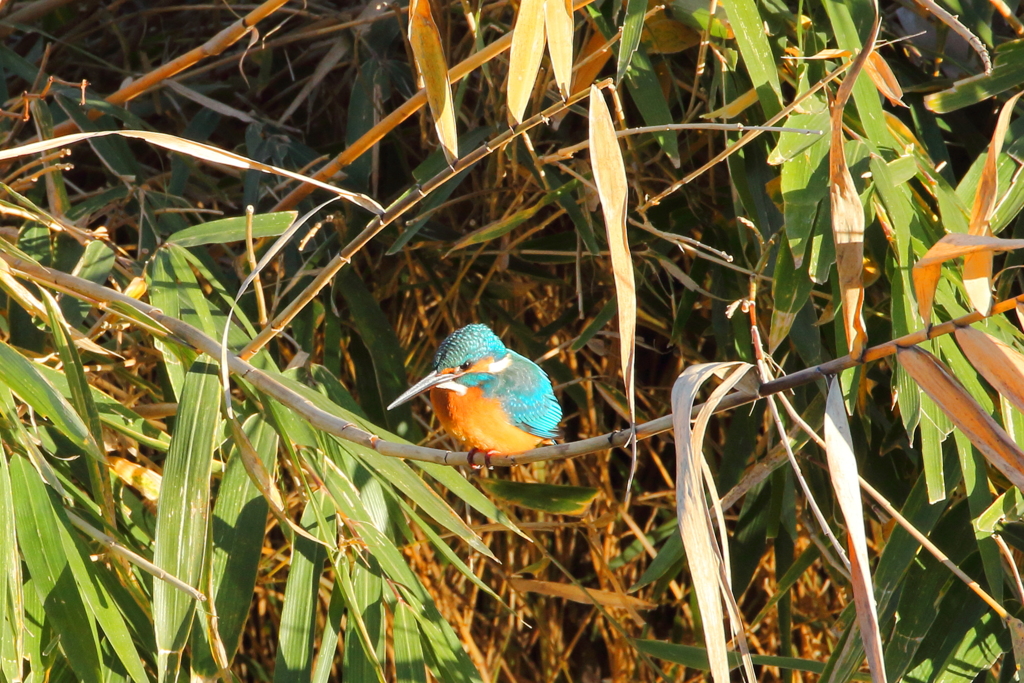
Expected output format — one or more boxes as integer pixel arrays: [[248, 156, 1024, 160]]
[[387, 324, 511, 409]]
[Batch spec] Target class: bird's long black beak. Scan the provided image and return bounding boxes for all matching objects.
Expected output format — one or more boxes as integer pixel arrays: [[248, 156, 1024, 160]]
[[387, 371, 453, 410]]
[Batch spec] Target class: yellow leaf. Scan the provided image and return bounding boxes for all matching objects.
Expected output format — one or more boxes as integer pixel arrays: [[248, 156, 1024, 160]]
[[409, 0, 458, 164], [545, 0, 574, 99], [898, 345, 1024, 492], [589, 85, 637, 485], [570, 30, 613, 96], [955, 326, 1024, 417], [642, 9, 699, 54], [912, 233, 1024, 325], [864, 52, 905, 108], [671, 362, 756, 683], [701, 88, 758, 120], [507, 0, 547, 125]]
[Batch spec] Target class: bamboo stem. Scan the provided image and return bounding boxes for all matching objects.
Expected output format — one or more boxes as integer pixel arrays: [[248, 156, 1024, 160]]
[[5, 251, 1022, 468]]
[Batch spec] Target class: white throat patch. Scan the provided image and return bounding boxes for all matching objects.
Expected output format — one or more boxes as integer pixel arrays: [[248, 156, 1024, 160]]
[[436, 380, 468, 395], [487, 355, 512, 373]]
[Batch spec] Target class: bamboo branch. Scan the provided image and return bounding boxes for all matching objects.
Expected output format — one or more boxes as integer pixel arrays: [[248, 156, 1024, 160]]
[[5, 251, 1021, 469], [45, 0, 289, 137]]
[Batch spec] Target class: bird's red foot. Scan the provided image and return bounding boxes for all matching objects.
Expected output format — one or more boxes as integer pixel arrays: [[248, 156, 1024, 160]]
[[467, 448, 498, 470]]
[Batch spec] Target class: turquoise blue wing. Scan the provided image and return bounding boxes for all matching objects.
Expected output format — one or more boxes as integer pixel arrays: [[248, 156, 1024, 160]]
[[494, 352, 562, 440]]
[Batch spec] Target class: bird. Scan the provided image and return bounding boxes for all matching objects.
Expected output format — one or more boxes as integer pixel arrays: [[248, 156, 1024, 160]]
[[387, 324, 561, 466]]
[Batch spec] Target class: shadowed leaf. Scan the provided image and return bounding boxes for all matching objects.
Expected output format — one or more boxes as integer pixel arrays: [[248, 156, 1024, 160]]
[[477, 479, 598, 515]]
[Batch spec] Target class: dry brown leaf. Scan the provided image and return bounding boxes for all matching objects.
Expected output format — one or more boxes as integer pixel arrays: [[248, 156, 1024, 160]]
[[409, 0, 458, 164], [671, 362, 754, 683], [955, 326, 1024, 416], [864, 52, 905, 108], [570, 31, 613, 96], [507, 0, 547, 125], [957, 91, 1024, 315], [912, 233, 1024, 325], [898, 345, 1024, 492], [227, 418, 324, 546], [701, 88, 759, 120], [828, 4, 880, 360], [508, 578, 655, 614], [823, 380, 887, 683], [589, 85, 637, 489], [0, 130, 384, 214], [545, 0, 574, 100]]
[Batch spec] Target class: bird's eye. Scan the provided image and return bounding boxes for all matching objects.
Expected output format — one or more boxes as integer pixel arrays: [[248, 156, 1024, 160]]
[[459, 361, 473, 371]]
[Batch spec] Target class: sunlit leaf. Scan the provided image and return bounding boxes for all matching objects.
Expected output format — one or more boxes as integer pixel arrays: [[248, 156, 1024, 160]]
[[409, 0, 459, 164], [823, 379, 886, 683], [507, 0, 547, 125], [589, 85, 637, 491]]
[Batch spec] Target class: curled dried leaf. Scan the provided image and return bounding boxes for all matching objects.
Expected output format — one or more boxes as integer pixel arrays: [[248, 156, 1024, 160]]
[[912, 233, 1024, 325], [898, 344, 1024, 492], [823, 380, 887, 683]]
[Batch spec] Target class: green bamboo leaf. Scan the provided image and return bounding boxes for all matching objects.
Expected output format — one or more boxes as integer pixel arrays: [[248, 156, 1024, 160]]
[[167, 210, 298, 247], [311, 579, 346, 683], [41, 292, 111, 504], [0, 338, 102, 461], [0, 445, 24, 681], [147, 250, 196, 399], [55, 496, 150, 682], [768, 234, 813, 353], [329, 555, 386, 683], [35, 362, 170, 451], [724, 0, 782, 117], [394, 602, 428, 683], [153, 359, 221, 681], [61, 239, 115, 327], [274, 491, 336, 683], [191, 415, 278, 675], [925, 40, 1024, 114], [9, 454, 103, 683], [616, 0, 647, 83], [476, 479, 598, 515], [623, 46, 679, 164], [342, 559, 387, 683], [335, 268, 420, 437]]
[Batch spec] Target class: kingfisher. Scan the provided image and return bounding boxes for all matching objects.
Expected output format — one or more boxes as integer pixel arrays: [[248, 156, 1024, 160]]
[[387, 324, 561, 465]]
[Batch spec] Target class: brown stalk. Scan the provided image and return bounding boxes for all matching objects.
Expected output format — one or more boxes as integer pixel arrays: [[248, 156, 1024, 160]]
[[45, 0, 290, 137]]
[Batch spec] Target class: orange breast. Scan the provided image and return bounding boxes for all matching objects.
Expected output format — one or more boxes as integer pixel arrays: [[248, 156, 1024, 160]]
[[430, 386, 548, 454]]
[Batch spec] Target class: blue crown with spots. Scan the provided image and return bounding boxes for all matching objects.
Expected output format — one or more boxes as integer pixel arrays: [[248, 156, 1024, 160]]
[[432, 324, 509, 371]]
